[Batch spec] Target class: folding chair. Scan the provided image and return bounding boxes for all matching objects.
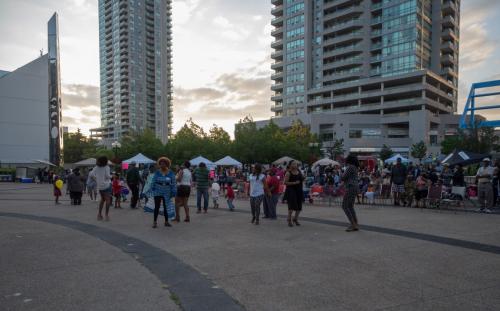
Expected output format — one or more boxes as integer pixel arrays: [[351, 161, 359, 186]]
[[425, 184, 442, 210]]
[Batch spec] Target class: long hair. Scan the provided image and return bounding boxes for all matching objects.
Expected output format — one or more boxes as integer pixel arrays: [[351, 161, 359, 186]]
[[96, 156, 108, 167], [253, 163, 262, 176]]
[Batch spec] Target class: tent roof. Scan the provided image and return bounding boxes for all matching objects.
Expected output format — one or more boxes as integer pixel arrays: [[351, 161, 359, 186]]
[[189, 156, 216, 169], [273, 156, 301, 166], [384, 154, 409, 163], [312, 158, 340, 168], [123, 153, 155, 164], [441, 150, 488, 167], [215, 156, 242, 167], [74, 158, 113, 166]]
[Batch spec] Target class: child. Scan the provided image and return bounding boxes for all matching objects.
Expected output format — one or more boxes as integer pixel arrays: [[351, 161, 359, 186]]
[[54, 176, 62, 204], [112, 173, 122, 209], [211, 181, 220, 209], [365, 184, 375, 205], [403, 174, 416, 207], [226, 181, 235, 211]]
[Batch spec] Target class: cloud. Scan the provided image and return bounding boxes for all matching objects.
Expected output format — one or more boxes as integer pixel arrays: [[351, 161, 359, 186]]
[[61, 84, 100, 133]]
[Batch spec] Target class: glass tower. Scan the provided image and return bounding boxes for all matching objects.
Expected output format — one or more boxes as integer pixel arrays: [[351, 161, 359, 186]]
[[96, 0, 173, 144]]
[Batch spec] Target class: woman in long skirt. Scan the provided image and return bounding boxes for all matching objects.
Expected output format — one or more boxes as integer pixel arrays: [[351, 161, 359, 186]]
[[341, 154, 360, 232], [284, 161, 304, 227], [150, 157, 177, 228]]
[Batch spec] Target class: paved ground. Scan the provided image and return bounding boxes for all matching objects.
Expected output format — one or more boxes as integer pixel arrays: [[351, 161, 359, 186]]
[[1, 183, 500, 311]]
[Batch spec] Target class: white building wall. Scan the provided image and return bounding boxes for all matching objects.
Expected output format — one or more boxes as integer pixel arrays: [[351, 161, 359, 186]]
[[0, 55, 50, 162]]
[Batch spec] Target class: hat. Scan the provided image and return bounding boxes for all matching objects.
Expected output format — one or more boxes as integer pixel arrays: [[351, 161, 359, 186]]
[[483, 158, 491, 162], [443, 163, 449, 167]]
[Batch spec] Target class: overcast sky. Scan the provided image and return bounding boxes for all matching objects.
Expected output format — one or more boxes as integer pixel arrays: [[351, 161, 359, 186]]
[[1, 0, 500, 135]]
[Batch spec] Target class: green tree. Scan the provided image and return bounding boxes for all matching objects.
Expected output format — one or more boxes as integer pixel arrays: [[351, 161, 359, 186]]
[[379, 144, 393, 161], [63, 129, 98, 163], [440, 126, 499, 155], [324, 138, 345, 160], [119, 128, 164, 161], [410, 141, 427, 163]]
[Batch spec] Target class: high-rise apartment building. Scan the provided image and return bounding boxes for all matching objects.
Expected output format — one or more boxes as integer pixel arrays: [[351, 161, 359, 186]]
[[266, 0, 460, 156], [93, 0, 173, 145]]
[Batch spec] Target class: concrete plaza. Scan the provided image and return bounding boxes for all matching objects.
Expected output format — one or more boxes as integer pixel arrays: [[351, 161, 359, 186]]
[[1, 183, 500, 311]]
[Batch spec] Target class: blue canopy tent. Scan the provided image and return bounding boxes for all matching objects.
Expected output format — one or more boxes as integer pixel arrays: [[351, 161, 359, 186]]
[[384, 154, 409, 164]]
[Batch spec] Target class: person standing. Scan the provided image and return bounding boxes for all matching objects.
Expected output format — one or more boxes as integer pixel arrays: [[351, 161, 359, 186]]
[[175, 161, 192, 222], [249, 164, 269, 225], [150, 157, 177, 228], [476, 158, 494, 213], [194, 162, 210, 214], [284, 161, 304, 227], [390, 157, 407, 206], [226, 181, 235, 211], [67, 168, 84, 205], [452, 164, 465, 187], [86, 168, 97, 201], [341, 154, 360, 232], [126, 161, 141, 209], [90, 156, 112, 221], [112, 173, 122, 209], [265, 168, 280, 220]]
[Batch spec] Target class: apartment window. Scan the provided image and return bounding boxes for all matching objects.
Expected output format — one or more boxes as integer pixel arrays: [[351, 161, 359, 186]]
[[286, 2, 304, 15]]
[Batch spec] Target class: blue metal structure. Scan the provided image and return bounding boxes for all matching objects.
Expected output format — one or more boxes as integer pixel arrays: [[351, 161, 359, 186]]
[[460, 80, 500, 128]]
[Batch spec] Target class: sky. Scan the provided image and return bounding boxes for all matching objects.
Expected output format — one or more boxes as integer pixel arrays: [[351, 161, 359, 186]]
[[1, 0, 500, 136]]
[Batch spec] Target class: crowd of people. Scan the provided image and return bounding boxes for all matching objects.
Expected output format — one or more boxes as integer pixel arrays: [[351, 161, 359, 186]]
[[49, 153, 500, 232]]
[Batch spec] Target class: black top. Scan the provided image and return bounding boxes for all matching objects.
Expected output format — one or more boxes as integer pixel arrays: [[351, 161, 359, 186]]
[[391, 165, 407, 185]]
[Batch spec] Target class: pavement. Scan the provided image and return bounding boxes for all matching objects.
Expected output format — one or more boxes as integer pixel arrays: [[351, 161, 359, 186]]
[[1, 183, 500, 311]]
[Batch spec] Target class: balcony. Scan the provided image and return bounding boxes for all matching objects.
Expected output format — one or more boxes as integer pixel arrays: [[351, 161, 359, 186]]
[[324, 31, 364, 47], [441, 41, 457, 53], [441, 54, 456, 65], [271, 16, 283, 27], [323, 57, 363, 70], [271, 83, 284, 91], [442, 0, 458, 15], [271, 39, 283, 49], [271, 5, 283, 16], [442, 15, 457, 27], [324, 18, 364, 36], [324, 5, 364, 23], [271, 71, 283, 80], [442, 28, 458, 41], [441, 66, 457, 77], [271, 61, 283, 70], [323, 44, 362, 58], [271, 27, 283, 37], [271, 0, 282, 5], [271, 50, 283, 60]]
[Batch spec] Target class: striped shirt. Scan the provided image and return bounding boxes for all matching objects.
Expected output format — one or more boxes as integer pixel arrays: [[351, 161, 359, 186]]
[[341, 165, 358, 187], [194, 167, 209, 189]]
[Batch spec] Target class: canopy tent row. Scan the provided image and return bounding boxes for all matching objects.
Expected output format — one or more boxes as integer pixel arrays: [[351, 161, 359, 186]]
[[384, 154, 409, 164], [73, 158, 113, 167], [215, 156, 242, 167], [123, 153, 155, 165]]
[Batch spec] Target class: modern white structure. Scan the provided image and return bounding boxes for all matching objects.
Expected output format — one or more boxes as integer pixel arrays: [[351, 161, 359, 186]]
[[0, 13, 63, 166], [91, 0, 173, 145]]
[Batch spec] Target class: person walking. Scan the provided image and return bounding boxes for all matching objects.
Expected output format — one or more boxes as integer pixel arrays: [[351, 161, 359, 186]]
[[112, 173, 122, 209], [194, 162, 210, 214], [150, 157, 177, 228], [90, 156, 112, 221], [126, 161, 141, 209], [175, 161, 192, 222], [341, 154, 360, 232], [284, 161, 304, 227], [249, 164, 269, 225], [476, 158, 494, 213], [390, 157, 407, 206], [67, 168, 85, 205], [226, 181, 235, 211]]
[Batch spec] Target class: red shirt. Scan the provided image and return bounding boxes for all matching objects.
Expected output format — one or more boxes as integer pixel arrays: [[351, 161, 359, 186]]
[[267, 175, 280, 194], [226, 186, 235, 199], [112, 179, 121, 195]]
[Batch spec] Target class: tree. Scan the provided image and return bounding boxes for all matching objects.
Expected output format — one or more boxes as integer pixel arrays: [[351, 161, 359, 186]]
[[119, 129, 164, 161], [324, 138, 345, 160], [410, 141, 427, 163], [440, 126, 499, 155], [379, 144, 393, 161], [63, 129, 99, 163]]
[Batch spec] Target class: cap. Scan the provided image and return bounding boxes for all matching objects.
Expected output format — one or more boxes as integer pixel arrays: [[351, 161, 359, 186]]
[[483, 158, 491, 162]]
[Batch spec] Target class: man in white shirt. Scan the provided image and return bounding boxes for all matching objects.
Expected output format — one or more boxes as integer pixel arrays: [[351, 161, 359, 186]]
[[476, 158, 494, 213]]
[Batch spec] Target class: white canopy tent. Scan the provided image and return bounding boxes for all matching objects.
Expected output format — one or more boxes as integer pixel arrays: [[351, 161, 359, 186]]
[[312, 158, 340, 169], [384, 154, 409, 164], [215, 156, 242, 167], [123, 153, 155, 165], [189, 156, 216, 169], [74, 158, 113, 167], [272, 156, 301, 166]]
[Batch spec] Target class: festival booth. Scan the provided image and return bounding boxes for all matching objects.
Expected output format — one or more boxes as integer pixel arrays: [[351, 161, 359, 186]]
[[74, 158, 114, 167], [384, 154, 410, 164], [123, 153, 156, 165]]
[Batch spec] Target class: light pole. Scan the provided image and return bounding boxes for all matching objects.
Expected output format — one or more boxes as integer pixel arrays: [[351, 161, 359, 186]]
[[111, 141, 121, 164]]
